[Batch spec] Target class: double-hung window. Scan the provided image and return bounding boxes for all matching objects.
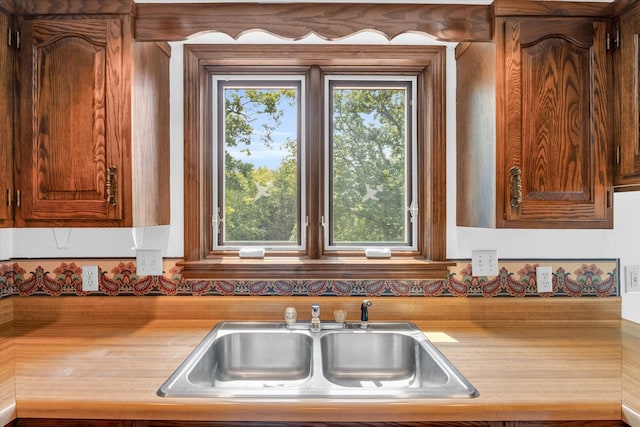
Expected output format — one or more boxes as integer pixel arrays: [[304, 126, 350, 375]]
[[182, 45, 448, 279]]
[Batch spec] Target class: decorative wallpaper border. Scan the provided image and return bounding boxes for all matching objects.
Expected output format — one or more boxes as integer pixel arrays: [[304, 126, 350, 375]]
[[0, 259, 618, 299]]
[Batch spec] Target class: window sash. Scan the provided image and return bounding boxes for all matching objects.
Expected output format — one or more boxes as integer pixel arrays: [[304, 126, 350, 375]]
[[212, 75, 306, 251], [323, 75, 418, 252]]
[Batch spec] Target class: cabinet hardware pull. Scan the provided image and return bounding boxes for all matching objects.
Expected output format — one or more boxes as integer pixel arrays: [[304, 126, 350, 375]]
[[6, 189, 11, 207], [106, 166, 117, 206], [510, 167, 522, 208], [15, 189, 20, 208]]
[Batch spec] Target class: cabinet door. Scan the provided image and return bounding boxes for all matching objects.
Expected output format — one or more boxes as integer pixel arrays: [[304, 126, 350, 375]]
[[616, 5, 640, 187], [501, 18, 612, 228], [0, 11, 14, 227], [16, 18, 125, 226]]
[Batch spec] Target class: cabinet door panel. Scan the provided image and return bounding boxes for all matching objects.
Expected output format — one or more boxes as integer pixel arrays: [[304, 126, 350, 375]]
[[36, 36, 107, 203], [522, 37, 591, 201], [616, 5, 640, 186], [17, 18, 123, 226], [503, 18, 611, 226]]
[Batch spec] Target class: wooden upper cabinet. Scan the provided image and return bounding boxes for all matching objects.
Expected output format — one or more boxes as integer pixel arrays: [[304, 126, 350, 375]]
[[0, 10, 15, 228], [15, 15, 170, 227], [17, 18, 119, 225], [615, 1, 640, 190], [457, 17, 613, 229], [502, 18, 612, 226]]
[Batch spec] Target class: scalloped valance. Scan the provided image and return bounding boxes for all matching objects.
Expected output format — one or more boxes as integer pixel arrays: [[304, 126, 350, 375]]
[[133, 3, 493, 42], [5, 1, 625, 43]]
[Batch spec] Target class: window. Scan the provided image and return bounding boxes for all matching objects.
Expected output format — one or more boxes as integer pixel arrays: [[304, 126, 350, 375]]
[[213, 77, 305, 251], [325, 77, 417, 251], [182, 45, 449, 279]]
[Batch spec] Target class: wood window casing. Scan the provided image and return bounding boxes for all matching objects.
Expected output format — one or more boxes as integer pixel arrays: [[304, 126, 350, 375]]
[[181, 45, 452, 280]]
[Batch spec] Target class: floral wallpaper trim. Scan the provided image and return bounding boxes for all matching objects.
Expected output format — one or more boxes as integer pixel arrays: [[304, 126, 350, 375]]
[[0, 259, 618, 299]]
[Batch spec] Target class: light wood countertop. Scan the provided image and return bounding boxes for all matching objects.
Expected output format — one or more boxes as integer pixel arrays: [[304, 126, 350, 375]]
[[2, 297, 625, 423]]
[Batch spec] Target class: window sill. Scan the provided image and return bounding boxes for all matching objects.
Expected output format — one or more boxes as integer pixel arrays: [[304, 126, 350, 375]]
[[178, 257, 455, 280]]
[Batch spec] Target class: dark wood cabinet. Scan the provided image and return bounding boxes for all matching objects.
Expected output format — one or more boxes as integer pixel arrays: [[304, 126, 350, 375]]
[[614, 1, 640, 190], [0, 10, 14, 227], [457, 16, 613, 228], [14, 14, 170, 227]]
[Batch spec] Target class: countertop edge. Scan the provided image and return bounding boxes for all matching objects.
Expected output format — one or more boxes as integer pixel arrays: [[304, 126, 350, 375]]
[[14, 398, 622, 423]]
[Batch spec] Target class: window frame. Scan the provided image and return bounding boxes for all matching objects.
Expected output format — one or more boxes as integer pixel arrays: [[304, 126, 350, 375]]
[[181, 45, 451, 280]]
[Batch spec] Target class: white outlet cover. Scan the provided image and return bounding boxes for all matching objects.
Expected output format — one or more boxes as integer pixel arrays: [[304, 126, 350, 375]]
[[626, 265, 640, 294], [536, 266, 553, 293], [471, 250, 498, 277], [136, 249, 163, 276], [82, 265, 99, 292]]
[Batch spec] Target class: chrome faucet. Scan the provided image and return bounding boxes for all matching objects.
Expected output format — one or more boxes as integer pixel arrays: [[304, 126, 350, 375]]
[[311, 304, 321, 331], [360, 299, 372, 328]]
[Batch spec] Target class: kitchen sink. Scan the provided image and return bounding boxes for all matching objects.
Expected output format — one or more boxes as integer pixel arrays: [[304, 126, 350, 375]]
[[158, 321, 478, 399]]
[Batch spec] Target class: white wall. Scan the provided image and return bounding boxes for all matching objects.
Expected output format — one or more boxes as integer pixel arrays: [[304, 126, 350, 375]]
[[3, 31, 639, 320]]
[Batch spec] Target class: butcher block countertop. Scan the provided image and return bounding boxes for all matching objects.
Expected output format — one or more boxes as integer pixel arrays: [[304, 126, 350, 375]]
[[0, 296, 625, 424]]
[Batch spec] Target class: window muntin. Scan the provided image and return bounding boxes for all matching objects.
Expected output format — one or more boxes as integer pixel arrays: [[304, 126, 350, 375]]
[[324, 76, 418, 251], [213, 76, 305, 250]]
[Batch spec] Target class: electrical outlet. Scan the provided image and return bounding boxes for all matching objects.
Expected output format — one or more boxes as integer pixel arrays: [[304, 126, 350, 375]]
[[536, 266, 553, 293], [471, 250, 498, 276], [82, 265, 99, 292], [627, 265, 640, 293], [136, 249, 163, 276]]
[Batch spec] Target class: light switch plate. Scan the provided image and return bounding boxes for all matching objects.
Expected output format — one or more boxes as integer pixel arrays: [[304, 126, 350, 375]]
[[136, 249, 163, 276], [626, 265, 640, 293], [471, 250, 498, 276]]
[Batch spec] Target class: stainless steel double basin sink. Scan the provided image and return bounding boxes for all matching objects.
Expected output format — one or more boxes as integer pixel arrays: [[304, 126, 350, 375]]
[[158, 321, 478, 399]]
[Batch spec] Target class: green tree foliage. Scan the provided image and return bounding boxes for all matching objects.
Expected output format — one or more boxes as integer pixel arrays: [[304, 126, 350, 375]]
[[221, 84, 409, 246], [331, 87, 407, 244], [223, 88, 298, 243]]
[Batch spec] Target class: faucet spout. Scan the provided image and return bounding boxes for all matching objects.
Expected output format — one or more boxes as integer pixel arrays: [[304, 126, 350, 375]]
[[311, 304, 321, 331]]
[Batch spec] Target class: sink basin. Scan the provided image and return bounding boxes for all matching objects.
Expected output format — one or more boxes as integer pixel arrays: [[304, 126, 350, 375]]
[[158, 321, 478, 399], [188, 332, 313, 386], [321, 331, 448, 388]]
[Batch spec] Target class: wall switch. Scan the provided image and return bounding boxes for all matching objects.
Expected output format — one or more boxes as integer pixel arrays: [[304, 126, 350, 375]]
[[136, 249, 163, 276], [536, 266, 553, 293], [471, 250, 498, 276], [82, 265, 99, 292], [627, 265, 640, 293]]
